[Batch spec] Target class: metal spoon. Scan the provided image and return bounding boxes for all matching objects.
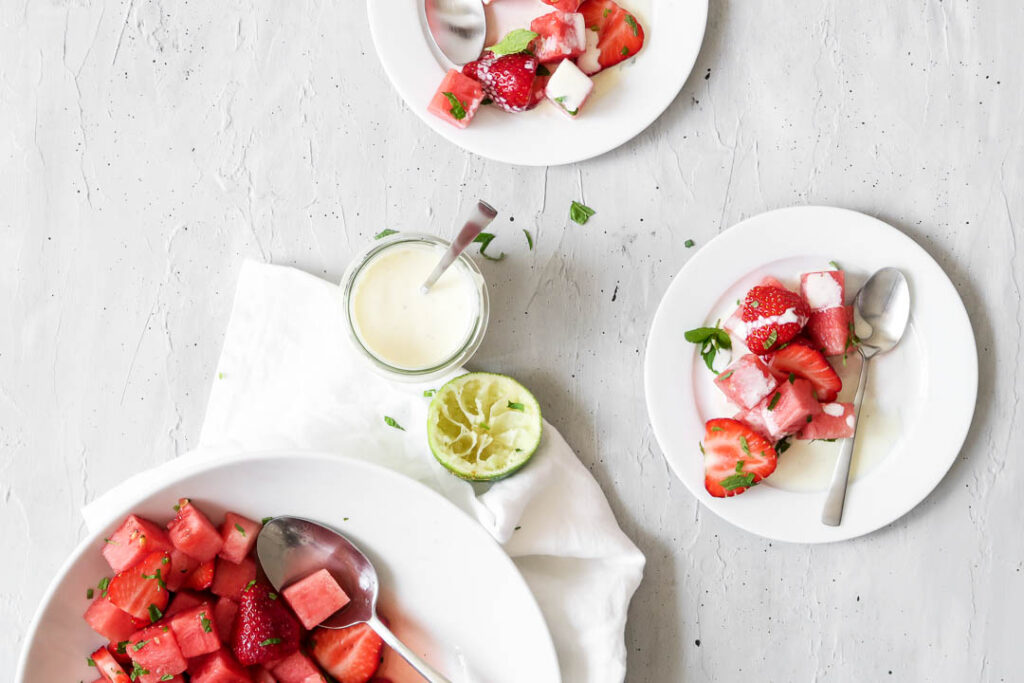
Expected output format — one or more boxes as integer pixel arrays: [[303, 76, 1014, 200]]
[[424, 0, 487, 65], [257, 516, 451, 683], [420, 199, 497, 294], [821, 267, 911, 526]]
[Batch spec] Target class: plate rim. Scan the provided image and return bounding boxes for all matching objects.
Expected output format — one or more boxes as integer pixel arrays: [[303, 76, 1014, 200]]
[[643, 205, 979, 543], [15, 450, 561, 681]]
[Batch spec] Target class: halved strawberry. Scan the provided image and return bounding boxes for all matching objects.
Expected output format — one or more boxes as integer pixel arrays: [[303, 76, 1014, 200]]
[[91, 645, 130, 681], [767, 343, 842, 402], [311, 623, 384, 683], [577, 0, 645, 73], [702, 418, 777, 497], [231, 581, 301, 666], [463, 51, 537, 112], [106, 551, 172, 621], [741, 285, 810, 354]]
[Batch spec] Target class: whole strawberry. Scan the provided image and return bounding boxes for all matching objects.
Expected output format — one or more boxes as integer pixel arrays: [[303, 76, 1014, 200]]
[[463, 50, 538, 113], [232, 581, 301, 666], [741, 285, 810, 354]]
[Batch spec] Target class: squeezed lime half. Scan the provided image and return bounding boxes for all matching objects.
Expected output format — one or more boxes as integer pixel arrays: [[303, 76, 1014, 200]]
[[427, 372, 542, 481]]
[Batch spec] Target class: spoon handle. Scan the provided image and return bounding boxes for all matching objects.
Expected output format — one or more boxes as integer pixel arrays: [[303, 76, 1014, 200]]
[[420, 200, 497, 294], [367, 612, 452, 683], [821, 353, 871, 526]]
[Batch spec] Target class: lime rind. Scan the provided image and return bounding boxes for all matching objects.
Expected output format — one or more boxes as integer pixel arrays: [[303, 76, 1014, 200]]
[[427, 372, 542, 481]]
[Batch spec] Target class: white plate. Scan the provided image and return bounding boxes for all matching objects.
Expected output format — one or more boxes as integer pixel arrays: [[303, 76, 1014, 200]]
[[367, 0, 707, 166], [644, 206, 978, 544], [16, 451, 560, 682]]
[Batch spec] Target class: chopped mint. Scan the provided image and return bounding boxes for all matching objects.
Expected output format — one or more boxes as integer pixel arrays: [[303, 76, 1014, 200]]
[[710, 425, 724, 432], [625, 14, 639, 36], [373, 228, 398, 239], [261, 516, 273, 525], [173, 502, 180, 511], [829, 260, 841, 270], [130, 661, 150, 681], [788, 372, 796, 384], [720, 473, 756, 490], [384, 416, 405, 431], [751, 300, 760, 308], [260, 637, 283, 647], [684, 324, 732, 373], [479, 421, 491, 430], [161, 676, 175, 681], [523, 229, 533, 250], [87, 656, 96, 667], [776, 436, 792, 454], [233, 522, 246, 536], [161, 556, 169, 565], [200, 613, 213, 633], [720, 371, 734, 380], [86, 588, 94, 599], [735, 459, 745, 473], [115, 640, 129, 654], [684, 239, 695, 248], [268, 592, 278, 600], [98, 576, 111, 596], [762, 329, 778, 349], [620, 46, 629, 56], [589, 24, 598, 31], [217, 372, 224, 380], [507, 400, 525, 411], [244, 579, 257, 591], [481, 97, 492, 106], [473, 232, 505, 261], [488, 29, 539, 56], [603, 7, 611, 16], [767, 393, 781, 411], [148, 604, 163, 622], [569, 200, 595, 225], [133, 640, 149, 651], [807, 415, 813, 423], [698, 442, 705, 454], [739, 435, 750, 454], [441, 92, 467, 120], [537, 64, 551, 77]]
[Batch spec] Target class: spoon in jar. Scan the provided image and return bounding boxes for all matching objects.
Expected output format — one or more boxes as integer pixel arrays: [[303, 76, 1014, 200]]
[[424, 0, 488, 65], [821, 267, 910, 526], [420, 200, 497, 294], [257, 516, 451, 683]]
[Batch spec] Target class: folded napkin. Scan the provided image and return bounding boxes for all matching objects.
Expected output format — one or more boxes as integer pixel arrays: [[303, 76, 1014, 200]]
[[83, 261, 645, 682]]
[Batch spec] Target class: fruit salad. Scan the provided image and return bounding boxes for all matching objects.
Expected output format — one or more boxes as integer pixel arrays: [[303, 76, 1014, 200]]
[[429, 0, 645, 127], [689, 269, 859, 498], [80, 500, 383, 683]]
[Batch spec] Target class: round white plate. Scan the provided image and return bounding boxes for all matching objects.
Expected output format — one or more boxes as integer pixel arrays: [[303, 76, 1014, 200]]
[[16, 451, 560, 682], [368, 0, 708, 166], [644, 206, 978, 543]]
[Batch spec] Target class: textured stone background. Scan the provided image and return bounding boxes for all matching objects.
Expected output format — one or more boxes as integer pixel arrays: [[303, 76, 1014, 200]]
[[2, 0, 1021, 680]]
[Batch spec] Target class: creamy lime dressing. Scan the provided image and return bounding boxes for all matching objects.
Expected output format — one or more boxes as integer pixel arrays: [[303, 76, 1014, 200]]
[[349, 243, 479, 370]]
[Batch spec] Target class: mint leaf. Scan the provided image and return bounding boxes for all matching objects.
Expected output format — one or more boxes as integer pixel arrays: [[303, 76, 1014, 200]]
[[720, 473, 755, 490], [775, 436, 792, 454], [473, 232, 505, 261], [735, 459, 745, 473], [507, 401, 525, 411], [739, 435, 750, 454], [762, 328, 778, 349], [148, 604, 162, 622], [536, 64, 551, 77], [523, 229, 533, 250], [234, 522, 246, 536], [767, 393, 781, 411], [489, 29, 538, 56], [684, 239, 695, 248], [569, 200, 595, 225], [374, 228, 398, 239], [620, 45, 629, 56], [829, 260, 841, 270], [423, 389, 436, 397], [384, 416, 404, 431], [442, 92, 466, 120], [684, 324, 732, 373], [260, 637, 283, 647], [625, 14, 639, 36]]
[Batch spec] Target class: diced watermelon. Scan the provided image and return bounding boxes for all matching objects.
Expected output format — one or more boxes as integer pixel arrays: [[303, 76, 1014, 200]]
[[799, 402, 856, 440], [102, 515, 174, 573], [251, 666, 279, 683], [184, 559, 216, 591], [90, 645, 130, 681], [189, 648, 253, 683], [282, 568, 351, 630], [169, 603, 221, 658], [213, 596, 239, 642], [428, 70, 484, 129], [164, 589, 205, 619], [219, 513, 261, 564], [271, 651, 323, 683], [167, 498, 224, 563], [128, 624, 188, 680], [737, 378, 822, 441], [84, 596, 146, 642], [166, 549, 200, 592], [211, 556, 257, 601], [806, 305, 853, 356], [530, 11, 587, 62], [713, 354, 779, 410], [800, 270, 845, 311]]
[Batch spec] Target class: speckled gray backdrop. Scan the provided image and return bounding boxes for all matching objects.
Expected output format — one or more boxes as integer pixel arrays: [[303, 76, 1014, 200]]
[[1, 0, 1021, 680]]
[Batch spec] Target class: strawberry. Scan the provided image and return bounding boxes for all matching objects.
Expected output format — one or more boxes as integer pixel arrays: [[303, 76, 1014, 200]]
[[577, 0, 645, 73], [106, 551, 172, 621], [741, 285, 810, 354], [462, 51, 537, 112], [767, 343, 842, 402], [231, 581, 301, 666], [701, 418, 777, 497], [311, 623, 384, 683]]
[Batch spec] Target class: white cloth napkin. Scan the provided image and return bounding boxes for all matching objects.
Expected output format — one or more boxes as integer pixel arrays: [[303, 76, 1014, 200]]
[[83, 261, 645, 683]]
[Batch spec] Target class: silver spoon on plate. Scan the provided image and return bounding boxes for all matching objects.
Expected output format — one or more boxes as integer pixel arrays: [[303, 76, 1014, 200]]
[[821, 267, 910, 526], [257, 516, 452, 683], [424, 0, 487, 65]]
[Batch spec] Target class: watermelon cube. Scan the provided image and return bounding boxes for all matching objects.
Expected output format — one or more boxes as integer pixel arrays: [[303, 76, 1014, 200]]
[[90, 645, 128, 682], [282, 568, 351, 630], [169, 603, 221, 658], [544, 59, 593, 118], [189, 648, 252, 682], [428, 70, 484, 129], [738, 378, 822, 441], [211, 556, 257, 601], [800, 270, 845, 311], [530, 11, 587, 62], [167, 498, 224, 562], [250, 666, 278, 683], [128, 624, 187, 680], [271, 651, 323, 683], [799, 402, 856, 440], [219, 512, 261, 564], [102, 515, 174, 573], [213, 596, 239, 642], [806, 305, 853, 356], [713, 354, 779, 410], [184, 558, 216, 591], [164, 589, 205, 619], [84, 596, 145, 642], [165, 549, 200, 592]]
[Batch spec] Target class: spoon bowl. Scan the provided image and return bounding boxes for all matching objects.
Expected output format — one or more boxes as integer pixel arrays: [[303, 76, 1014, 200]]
[[425, 0, 487, 65]]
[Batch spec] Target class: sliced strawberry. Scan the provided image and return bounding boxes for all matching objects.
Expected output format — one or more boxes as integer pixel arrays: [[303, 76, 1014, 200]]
[[463, 51, 537, 112], [312, 623, 384, 683], [231, 581, 301, 666], [106, 551, 172, 621], [701, 418, 777, 497], [767, 343, 842, 402], [91, 645, 130, 681], [577, 0, 645, 73], [741, 285, 810, 354]]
